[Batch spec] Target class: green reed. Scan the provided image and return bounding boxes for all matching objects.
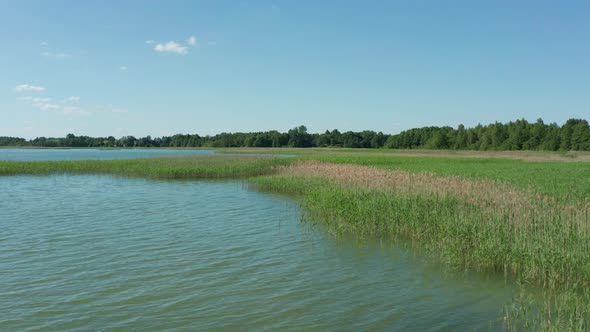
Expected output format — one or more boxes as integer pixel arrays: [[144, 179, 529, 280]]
[[0, 156, 292, 179], [251, 165, 590, 331]]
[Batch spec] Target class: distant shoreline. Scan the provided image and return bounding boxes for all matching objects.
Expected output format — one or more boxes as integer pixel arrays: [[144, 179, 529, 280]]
[[0, 146, 212, 150], [1, 146, 588, 162]]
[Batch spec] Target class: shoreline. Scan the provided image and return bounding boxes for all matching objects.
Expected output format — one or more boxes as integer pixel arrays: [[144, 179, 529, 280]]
[[1, 152, 589, 329]]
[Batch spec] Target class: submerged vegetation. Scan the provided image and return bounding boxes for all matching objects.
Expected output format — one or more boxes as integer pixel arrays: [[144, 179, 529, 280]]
[[1, 148, 589, 329]]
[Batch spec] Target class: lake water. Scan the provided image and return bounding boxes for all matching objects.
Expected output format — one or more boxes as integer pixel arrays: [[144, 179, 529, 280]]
[[0, 174, 516, 331], [0, 148, 214, 161]]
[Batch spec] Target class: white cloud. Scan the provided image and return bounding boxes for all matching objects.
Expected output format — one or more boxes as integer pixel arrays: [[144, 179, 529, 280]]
[[119, 65, 127, 71], [63, 96, 80, 103], [112, 107, 129, 113], [15, 84, 46, 92], [61, 106, 89, 116], [62, 106, 78, 112], [33, 102, 60, 111], [154, 41, 188, 55], [16, 89, 92, 117], [42, 52, 70, 59], [40, 41, 48, 46], [187, 36, 198, 46], [145, 40, 155, 44], [18, 96, 51, 103]]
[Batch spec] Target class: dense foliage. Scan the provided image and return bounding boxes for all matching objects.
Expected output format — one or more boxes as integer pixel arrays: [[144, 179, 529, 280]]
[[384, 118, 590, 151], [1, 118, 589, 150]]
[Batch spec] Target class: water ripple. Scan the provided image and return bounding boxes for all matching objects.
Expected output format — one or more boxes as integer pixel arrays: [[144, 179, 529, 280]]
[[0, 175, 514, 331]]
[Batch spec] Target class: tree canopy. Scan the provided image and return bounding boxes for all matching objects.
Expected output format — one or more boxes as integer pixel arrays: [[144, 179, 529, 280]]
[[1, 118, 589, 151]]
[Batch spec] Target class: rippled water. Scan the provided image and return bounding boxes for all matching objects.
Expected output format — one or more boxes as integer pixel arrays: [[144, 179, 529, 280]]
[[1, 175, 515, 331], [0, 148, 214, 161]]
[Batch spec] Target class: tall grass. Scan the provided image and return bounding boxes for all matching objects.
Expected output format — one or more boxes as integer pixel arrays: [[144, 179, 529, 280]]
[[251, 161, 590, 330], [302, 154, 590, 203], [0, 156, 292, 179]]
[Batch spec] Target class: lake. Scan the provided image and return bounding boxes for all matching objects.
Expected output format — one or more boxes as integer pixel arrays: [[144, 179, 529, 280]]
[[0, 148, 214, 161], [0, 172, 516, 331]]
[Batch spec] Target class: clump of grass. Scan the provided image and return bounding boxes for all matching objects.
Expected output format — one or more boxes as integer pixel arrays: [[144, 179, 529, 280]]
[[0, 156, 293, 179]]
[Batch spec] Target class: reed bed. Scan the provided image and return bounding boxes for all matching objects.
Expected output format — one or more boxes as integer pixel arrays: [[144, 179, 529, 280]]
[[302, 154, 590, 203], [252, 160, 590, 330], [0, 156, 292, 179], [218, 147, 590, 162]]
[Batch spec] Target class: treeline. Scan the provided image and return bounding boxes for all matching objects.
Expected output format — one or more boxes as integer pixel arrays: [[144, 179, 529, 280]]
[[385, 118, 590, 151], [1, 118, 589, 151]]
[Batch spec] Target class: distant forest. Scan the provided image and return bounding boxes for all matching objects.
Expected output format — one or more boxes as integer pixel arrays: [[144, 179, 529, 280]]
[[1, 118, 589, 151]]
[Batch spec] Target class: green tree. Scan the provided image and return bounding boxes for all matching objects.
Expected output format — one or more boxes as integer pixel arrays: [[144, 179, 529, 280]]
[[288, 125, 312, 147]]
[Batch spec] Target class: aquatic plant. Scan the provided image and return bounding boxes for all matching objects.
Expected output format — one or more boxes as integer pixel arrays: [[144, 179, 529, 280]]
[[0, 156, 292, 179], [251, 160, 590, 330]]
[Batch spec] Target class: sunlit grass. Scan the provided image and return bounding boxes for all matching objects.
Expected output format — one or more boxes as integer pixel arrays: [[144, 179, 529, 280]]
[[301, 154, 590, 202], [0, 156, 292, 179], [218, 147, 590, 201], [251, 160, 590, 330]]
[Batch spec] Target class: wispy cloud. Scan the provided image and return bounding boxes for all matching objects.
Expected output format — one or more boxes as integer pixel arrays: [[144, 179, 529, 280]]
[[17, 94, 59, 111], [111, 107, 129, 113], [32, 103, 89, 116], [40, 41, 48, 46], [63, 96, 80, 103], [18, 96, 50, 103], [33, 102, 60, 111], [42, 51, 71, 59], [187, 36, 198, 46], [154, 41, 188, 55], [15, 84, 46, 92], [150, 36, 198, 55], [119, 65, 127, 71], [61, 106, 89, 116], [17, 89, 89, 116]]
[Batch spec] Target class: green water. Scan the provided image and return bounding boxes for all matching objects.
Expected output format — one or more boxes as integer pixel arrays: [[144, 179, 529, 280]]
[[0, 175, 516, 331]]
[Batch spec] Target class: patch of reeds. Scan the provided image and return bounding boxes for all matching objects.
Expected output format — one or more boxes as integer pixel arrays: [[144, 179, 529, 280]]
[[251, 160, 590, 330], [300, 154, 590, 203], [0, 156, 293, 179]]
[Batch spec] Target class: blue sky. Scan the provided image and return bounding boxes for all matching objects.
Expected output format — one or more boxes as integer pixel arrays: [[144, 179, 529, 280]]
[[1, 0, 589, 139]]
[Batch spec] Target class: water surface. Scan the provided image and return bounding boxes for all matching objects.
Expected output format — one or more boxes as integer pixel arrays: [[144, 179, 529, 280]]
[[0, 148, 214, 161], [0, 175, 515, 331]]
